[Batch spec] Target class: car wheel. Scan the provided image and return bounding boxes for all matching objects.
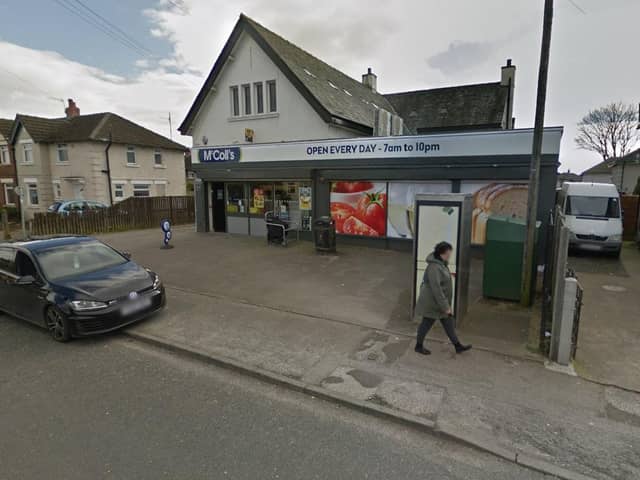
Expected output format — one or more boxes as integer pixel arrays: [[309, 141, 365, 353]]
[[45, 306, 71, 342]]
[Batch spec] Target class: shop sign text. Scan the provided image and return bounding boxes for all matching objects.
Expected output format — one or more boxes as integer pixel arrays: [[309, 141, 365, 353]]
[[199, 147, 241, 162]]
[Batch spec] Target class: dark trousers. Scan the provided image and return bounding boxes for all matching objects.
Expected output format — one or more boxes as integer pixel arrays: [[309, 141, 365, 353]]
[[416, 316, 459, 346]]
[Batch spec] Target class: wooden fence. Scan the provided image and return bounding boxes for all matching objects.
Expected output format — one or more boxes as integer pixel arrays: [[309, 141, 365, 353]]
[[621, 195, 639, 240], [32, 196, 195, 236]]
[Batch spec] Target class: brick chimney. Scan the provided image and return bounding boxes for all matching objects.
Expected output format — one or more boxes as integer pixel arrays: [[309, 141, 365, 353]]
[[65, 98, 80, 118], [501, 59, 516, 129], [362, 67, 377, 92]]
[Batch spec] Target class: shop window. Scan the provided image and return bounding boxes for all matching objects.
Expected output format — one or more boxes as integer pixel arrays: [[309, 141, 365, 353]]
[[133, 184, 150, 197], [249, 183, 273, 216], [254, 82, 264, 114], [230, 86, 240, 117], [267, 80, 277, 112], [225, 183, 246, 215]]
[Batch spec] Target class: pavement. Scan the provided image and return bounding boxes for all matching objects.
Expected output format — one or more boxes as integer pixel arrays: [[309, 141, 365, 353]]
[[90, 228, 640, 479], [0, 318, 550, 480]]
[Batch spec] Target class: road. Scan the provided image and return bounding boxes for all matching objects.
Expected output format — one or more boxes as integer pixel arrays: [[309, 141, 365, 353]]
[[0, 317, 549, 480]]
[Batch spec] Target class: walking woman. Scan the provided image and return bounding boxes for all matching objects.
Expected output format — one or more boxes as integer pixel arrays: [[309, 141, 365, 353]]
[[415, 241, 471, 355]]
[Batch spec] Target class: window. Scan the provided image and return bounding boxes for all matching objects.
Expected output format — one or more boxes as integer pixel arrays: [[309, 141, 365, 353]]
[[133, 184, 150, 197], [126, 146, 136, 165], [3, 182, 15, 205], [249, 183, 273, 216], [53, 181, 62, 200], [154, 149, 163, 166], [27, 183, 39, 206], [255, 82, 264, 114], [56, 144, 69, 163], [225, 183, 247, 215], [242, 84, 251, 115], [23, 143, 33, 164], [114, 184, 124, 199], [0, 146, 9, 165], [0, 247, 16, 274], [267, 80, 277, 112], [230, 86, 240, 117]]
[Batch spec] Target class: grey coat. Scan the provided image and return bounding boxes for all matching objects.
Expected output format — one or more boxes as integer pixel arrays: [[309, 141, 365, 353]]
[[415, 253, 453, 320]]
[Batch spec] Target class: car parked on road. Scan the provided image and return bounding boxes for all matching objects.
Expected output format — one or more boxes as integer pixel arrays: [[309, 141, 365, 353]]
[[0, 236, 165, 342], [47, 200, 108, 215]]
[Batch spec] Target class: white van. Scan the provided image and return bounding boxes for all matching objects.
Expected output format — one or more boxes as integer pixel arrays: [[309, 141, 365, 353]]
[[558, 182, 623, 256]]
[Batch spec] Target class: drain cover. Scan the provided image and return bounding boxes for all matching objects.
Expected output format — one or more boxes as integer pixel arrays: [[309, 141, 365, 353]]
[[602, 285, 626, 292]]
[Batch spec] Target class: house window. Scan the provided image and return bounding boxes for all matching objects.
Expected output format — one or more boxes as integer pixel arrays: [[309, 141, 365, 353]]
[[255, 82, 264, 114], [154, 149, 163, 166], [0, 146, 9, 165], [56, 144, 69, 163], [3, 182, 15, 205], [114, 184, 124, 199], [126, 146, 136, 165], [23, 143, 33, 164], [53, 182, 62, 200], [27, 183, 39, 206], [267, 80, 277, 112], [133, 184, 150, 197], [242, 84, 251, 115], [230, 86, 240, 117]]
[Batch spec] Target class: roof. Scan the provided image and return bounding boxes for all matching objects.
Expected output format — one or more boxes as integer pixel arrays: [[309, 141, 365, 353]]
[[179, 14, 397, 135], [562, 182, 619, 196], [581, 161, 611, 175], [11, 113, 186, 150], [0, 118, 13, 140], [385, 82, 508, 133]]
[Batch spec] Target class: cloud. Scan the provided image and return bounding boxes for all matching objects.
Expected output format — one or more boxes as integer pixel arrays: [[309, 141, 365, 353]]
[[427, 41, 495, 75]]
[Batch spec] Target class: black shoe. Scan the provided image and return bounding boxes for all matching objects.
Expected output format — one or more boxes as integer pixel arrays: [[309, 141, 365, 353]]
[[455, 343, 472, 354], [415, 345, 431, 355]]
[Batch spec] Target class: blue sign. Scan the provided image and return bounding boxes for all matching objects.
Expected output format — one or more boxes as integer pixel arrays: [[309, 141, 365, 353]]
[[161, 219, 172, 247], [198, 147, 240, 163]]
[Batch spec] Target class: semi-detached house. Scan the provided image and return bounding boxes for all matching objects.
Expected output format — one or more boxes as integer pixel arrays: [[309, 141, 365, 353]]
[[0, 118, 18, 208], [9, 100, 187, 219]]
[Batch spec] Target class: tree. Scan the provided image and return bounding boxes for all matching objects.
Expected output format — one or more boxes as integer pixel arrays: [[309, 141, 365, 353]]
[[575, 102, 639, 161]]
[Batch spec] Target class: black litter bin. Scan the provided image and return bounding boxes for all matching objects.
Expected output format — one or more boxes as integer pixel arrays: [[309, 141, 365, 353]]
[[266, 212, 289, 245], [313, 216, 336, 253]]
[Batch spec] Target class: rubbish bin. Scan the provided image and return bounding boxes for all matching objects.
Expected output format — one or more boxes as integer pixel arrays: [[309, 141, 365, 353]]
[[483, 216, 538, 301], [313, 216, 336, 253]]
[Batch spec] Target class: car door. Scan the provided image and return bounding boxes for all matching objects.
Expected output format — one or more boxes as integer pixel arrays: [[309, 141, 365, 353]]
[[11, 250, 49, 325], [0, 247, 18, 315]]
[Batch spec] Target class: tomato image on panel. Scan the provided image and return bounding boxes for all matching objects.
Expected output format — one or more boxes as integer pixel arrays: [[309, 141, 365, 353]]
[[330, 182, 387, 237]]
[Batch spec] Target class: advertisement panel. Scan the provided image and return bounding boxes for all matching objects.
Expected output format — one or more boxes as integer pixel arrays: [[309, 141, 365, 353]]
[[387, 182, 452, 238], [461, 182, 529, 245], [330, 182, 387, 237]]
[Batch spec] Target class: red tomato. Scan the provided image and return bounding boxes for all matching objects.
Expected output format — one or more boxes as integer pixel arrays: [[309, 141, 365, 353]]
[[355, 191, 387, 235], [332, 181, 374, 193], [330, 202, 356, 232], [343, 216, 380, 237]]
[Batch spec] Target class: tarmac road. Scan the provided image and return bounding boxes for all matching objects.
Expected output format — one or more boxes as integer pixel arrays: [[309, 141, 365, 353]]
[[0, 316, 549, 480]]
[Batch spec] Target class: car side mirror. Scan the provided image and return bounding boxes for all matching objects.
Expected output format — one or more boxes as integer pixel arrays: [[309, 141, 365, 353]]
[[16, 275, 36, 285], [122, 251, 132, 260]]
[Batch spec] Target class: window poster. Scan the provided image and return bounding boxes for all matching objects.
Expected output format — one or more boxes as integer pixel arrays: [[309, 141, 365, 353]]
[[387, 182, 452, 238], [299, 186, 312, 211], [461, 182, 529, 245], [330, 181, 387, 237]]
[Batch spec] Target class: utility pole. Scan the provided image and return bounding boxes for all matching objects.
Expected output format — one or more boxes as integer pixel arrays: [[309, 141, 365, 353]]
[[521, 0, 554, 309], [168, 112, 173, 140]]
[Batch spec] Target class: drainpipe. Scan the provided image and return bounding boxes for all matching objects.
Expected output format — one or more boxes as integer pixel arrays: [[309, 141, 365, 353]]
[[103, 132, 114, 205]]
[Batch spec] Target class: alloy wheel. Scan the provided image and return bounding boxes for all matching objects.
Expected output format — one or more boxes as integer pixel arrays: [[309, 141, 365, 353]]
[[46, 308, 67, 341]]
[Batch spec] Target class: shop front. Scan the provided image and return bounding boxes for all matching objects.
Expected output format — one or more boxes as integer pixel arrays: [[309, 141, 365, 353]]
[[191, 128, 563, 254]]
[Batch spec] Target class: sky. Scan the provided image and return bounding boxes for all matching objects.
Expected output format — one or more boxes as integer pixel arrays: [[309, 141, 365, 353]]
[[0, 0, 638, 173]]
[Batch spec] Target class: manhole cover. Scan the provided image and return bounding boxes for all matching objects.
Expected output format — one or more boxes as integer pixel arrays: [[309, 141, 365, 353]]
[[602, 285, 627, 292]]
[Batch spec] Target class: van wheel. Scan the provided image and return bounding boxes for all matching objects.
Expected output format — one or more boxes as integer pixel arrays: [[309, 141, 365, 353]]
[[45, 306, 71, 342]]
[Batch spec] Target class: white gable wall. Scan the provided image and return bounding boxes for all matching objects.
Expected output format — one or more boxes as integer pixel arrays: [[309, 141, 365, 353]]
[[190, 32, 358, 147]]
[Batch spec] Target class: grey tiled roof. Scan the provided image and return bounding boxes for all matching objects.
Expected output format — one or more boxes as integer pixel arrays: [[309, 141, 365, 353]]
[[0, 119, 13, 140], [14, 113, 186, 150], [581, 161, 611, 175], [385, 83, 508, 132]]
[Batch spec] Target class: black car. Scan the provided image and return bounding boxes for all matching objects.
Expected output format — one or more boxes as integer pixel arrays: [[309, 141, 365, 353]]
[[0, 236, 165, 342]]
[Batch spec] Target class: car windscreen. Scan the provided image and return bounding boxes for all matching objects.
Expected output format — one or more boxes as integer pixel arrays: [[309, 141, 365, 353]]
[[34, 241, 127, 281], [566, 195, 620, 218]]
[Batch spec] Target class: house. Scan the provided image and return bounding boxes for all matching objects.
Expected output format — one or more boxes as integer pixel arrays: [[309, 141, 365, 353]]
[[0, 118, 18, 209], [179, 14, 516, 147], [581, 148, 640, 193], [9, 100, 187, 219], [556, 171, 582, 188]]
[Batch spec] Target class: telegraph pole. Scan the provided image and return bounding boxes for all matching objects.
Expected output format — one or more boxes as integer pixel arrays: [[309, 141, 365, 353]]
[[521, 0, 554, 307]]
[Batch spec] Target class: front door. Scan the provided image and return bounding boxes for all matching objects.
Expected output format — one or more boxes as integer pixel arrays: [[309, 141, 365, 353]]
[[72, 182, 84, 200], [210, 182, 226, 232]]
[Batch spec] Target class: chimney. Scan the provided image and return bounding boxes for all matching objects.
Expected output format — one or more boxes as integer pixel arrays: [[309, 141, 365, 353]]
[[501, 59, 516, 129], [362, 67, 377, 92], [65, 98, 80, 118]]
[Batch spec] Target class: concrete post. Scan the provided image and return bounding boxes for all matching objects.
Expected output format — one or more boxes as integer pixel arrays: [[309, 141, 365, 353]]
[[550, 277, 579, 365]]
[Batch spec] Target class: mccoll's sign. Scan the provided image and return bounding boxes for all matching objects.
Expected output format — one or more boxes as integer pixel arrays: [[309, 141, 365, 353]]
[[198, 147, 241, 162]]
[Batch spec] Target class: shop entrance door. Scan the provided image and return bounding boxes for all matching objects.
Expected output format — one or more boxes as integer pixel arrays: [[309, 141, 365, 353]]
[[210, 182, 226, 232]]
